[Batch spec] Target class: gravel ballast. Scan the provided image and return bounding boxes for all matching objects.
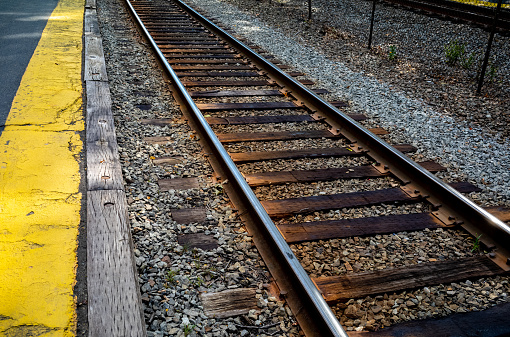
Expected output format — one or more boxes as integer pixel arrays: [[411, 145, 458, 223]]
[[96, 0, 510, 334]]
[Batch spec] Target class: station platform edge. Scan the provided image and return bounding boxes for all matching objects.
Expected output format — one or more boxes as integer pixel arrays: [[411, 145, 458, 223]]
[[0, 0, 85, 335]]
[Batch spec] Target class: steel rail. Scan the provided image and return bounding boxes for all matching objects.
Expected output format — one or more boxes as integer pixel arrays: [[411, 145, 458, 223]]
[[124, 0, 349, 336], [171, 0, 510, 265]]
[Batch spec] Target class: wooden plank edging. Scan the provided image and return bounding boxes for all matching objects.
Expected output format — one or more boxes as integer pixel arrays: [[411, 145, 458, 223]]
[[84, 7, 146, 337]]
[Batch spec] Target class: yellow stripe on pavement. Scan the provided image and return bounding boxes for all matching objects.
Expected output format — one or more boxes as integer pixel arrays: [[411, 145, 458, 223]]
[[0, 0, 84, 335]]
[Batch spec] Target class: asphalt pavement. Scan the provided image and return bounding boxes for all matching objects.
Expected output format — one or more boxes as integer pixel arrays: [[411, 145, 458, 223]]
[[0, 0, 59, 133]]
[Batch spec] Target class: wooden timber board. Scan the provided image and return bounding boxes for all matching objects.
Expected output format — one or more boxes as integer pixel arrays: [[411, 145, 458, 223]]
[[298, 79, 315, 85], [175, 71, 260, 77], [344, 114, 367, 121], [149, 23, 213, 27], [158, 177, 199, 191], [278, 213, 443, 243], [329, 100, 349, 108], [85, 7, 145, 335], [85, 0, 96, 9], [217, 130, 339, 143], [388, 144, 417, 153], [152, 35, 217, 41], [313, 256, 505, 302], [147, 28, 207, 33], [171, 207, 207, 224], [177, 233, 219, 250], [262, 182, 481, 217], [245, 165, 385, 186], [197, 101, 298, 111], [173, 65, 254, 71], [148, 24, 200, 28], [417, 159, 447, 172], [167, 59, 249, 64], [164, 54, 238, 59], [228, 144, 416, 163], [144, 136, 172, 144], [158, 44, 228, 49], [87, 191, 145, 336], [162, 49, 235, 54], [155, 37, 218, 43], [84, 9, 100, 34], [368, 127, 389, 135], [347, 301, 510, 337], [244, 161, 446, 186], [217, 129, 386, 143], [484, 206, 510, 222], [145, 20, 201, 23], [206, 114, 364, 124], [200, 288, 259, 318], [261, 188, 415, 218], [312, 89, 330, 94], [146, 20, 191, 24], [190, 89, 282, 97], [153, 156, 184, 165], [188, 88, 328, 98], [449, 181, 482, 193], [206, 115, 314, 125], [229, 147, 366, 163], [86, 81, 124, 191], [84, 34, 108, 81], [152, 38, 218, 43], [182, 80, 269, 87]]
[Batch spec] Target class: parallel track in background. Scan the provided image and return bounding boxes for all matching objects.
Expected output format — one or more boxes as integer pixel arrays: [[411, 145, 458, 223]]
[[125, 0, 510, 335], [380, 0, 510, 31]]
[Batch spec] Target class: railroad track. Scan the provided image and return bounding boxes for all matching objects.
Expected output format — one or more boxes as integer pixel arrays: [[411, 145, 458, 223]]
[[125, 0, 510, 335], [379, 0, 510, 31]]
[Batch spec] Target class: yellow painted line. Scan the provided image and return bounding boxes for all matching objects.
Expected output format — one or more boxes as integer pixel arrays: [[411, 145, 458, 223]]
[[452, 0, 509, 8], [0, 0, 84, 335]]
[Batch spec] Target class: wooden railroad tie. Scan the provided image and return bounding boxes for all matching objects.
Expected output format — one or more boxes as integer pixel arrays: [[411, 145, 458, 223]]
[[313, 256, 506, 303], [228, 144, 417, 163]]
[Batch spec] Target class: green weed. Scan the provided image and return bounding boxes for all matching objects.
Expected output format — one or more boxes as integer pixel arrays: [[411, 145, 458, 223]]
[[461, 51, 477, 70], [487, 62, 498, 82], [165, 270, 179, 285], [471, 234, 482, 253], [184, 324, 196, 336], [444, 40, 466, 65], [192, 276, 205, 287], [181, 242, 192, 253], [388, 45, 397, 60]]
